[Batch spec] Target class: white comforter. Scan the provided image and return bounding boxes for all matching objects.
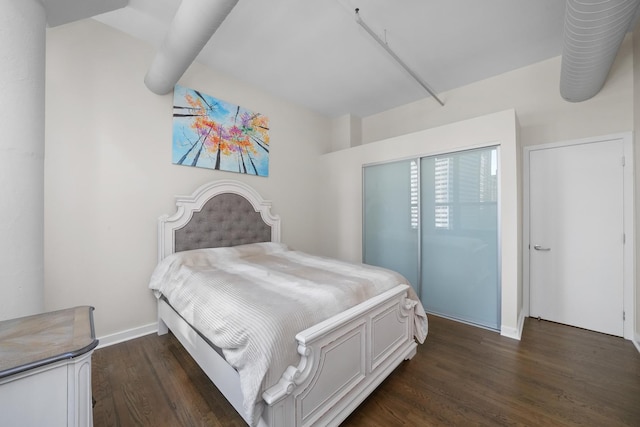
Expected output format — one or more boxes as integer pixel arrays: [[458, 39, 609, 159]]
[[149, 242, 428, 426]]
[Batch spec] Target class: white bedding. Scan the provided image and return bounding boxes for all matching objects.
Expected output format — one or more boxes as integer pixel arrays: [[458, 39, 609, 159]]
[[149, 242, 428, 426]]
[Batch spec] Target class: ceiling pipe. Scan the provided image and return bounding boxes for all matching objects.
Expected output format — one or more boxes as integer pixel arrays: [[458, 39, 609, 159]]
[[559, 0, 640, 102], [354, 8, 444, 107], [144, 0, 239, 95]]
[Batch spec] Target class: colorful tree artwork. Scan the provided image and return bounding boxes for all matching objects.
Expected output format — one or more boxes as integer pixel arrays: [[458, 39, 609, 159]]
[[172, 85, 269, 176]]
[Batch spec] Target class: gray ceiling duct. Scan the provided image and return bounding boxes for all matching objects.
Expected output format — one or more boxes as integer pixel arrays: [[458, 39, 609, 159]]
[[560, 0, 640, 102], [144, 0, 238, 95]]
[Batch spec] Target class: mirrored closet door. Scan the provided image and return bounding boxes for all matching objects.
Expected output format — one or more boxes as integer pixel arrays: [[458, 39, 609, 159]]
[[363, 146, 500, 330]]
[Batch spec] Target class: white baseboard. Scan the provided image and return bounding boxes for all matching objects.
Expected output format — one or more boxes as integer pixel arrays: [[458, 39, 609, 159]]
[[96, 322, 157, 349], [634, 332, 640, 354], [500, 311, 525, 341]]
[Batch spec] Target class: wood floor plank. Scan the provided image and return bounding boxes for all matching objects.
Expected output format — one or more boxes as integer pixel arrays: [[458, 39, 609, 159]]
[[91, 344, 120, 426], [92, 315, 640, 426], [115, 340, 183, 426], [142, 333, 221, 426]]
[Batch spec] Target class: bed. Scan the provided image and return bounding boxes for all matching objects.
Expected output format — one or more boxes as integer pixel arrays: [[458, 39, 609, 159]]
[[151, 179, 428, 427]]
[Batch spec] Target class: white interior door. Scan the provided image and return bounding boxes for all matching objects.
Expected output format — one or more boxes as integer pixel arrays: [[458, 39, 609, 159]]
[[529, 139, 624, 336]]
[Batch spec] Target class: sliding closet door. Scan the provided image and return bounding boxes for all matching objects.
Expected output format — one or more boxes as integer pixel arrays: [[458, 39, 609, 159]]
[[420, 147, 500, 330], [363, 160, 420, 293]]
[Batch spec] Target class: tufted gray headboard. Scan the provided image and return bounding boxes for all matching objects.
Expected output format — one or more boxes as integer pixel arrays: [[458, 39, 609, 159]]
[[175, 193, 271, 252], [158, 180, 281, 261]]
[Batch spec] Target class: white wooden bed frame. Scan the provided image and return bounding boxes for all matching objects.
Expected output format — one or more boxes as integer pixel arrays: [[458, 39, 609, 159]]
[[156, 180, 419, 426]]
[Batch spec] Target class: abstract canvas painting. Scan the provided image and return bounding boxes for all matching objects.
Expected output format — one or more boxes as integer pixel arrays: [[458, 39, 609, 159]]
[[172, 85, 269, 176]]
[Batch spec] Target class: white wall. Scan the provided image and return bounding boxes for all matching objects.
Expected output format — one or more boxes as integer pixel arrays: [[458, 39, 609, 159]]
[[44, 19, 330, 338], [318, 110, 521, 337], [0, 0, 46, 320], [361, 34, 634, 150], [330, 114, 362, 152]]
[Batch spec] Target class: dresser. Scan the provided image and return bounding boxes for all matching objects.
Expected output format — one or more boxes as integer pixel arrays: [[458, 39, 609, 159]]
[[0, 306, 99, 427]]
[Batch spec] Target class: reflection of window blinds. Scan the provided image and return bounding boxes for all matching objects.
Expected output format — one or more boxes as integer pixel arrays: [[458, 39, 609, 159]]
[[410, 160, 419, 229], [433, 150, 498, 230], [434, 157, 451, 229]]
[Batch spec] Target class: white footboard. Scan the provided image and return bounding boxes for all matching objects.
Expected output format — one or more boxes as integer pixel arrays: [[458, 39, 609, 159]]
[[262, 285, 418, 427], [157, 284, 418, 427]]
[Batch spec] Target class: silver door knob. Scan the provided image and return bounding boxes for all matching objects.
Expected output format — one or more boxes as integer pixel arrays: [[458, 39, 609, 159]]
[[533, 245, 551, 251]]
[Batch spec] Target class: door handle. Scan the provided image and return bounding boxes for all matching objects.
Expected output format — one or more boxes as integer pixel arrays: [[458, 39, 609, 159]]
[[533, 245, 551, 251]]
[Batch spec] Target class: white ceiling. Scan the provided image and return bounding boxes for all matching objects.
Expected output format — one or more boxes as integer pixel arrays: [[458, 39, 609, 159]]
[[42, 0, 127, 27], [93, 0, 571, 118]]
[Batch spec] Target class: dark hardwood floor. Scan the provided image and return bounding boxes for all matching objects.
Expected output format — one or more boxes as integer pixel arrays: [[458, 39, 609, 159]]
[[92, 315, 640, 426]]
